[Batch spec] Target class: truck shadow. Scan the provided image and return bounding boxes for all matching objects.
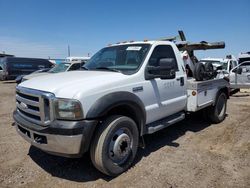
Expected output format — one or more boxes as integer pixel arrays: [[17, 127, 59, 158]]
[[1, 80, 17, 84], [231, 94, 250, 97], [28, 111, 212, 182], [135, 111, 211, 159]]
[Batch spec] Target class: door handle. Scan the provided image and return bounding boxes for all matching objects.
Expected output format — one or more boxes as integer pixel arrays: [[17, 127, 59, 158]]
[[177, 77, 184, 86]]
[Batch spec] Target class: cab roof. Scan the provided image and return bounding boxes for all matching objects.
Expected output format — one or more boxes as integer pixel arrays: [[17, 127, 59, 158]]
[[108, 40, 174, 47]]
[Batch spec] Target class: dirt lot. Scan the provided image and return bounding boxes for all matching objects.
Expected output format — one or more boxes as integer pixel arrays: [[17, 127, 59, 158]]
[[0, 81, 249, 188]]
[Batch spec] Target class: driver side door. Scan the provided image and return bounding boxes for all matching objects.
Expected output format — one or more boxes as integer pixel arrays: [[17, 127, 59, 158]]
[[141, 45, 187, 124]]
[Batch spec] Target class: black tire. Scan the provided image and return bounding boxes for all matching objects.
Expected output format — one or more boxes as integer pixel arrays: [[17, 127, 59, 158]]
[[204, 62, 215, 80], [207, 92, 227, 123], [0, 75, 5, 81], [194, 63, 205, 81], [90, 115, 139, 176]]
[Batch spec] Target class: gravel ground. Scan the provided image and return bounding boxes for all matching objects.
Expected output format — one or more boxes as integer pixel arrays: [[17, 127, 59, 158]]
[[0, 81, 249, 188]]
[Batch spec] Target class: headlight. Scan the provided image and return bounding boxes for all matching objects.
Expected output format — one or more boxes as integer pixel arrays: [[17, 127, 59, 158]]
[[54, 99, 83, 120]]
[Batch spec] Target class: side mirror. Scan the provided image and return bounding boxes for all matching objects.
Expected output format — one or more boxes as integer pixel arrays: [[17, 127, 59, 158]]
[[232, 67, 242, 74], [145, 58, 176, 80], [159, 58, 176, 79]]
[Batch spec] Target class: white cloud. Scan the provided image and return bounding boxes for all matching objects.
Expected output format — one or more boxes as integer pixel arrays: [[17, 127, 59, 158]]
[[0, 37, 67, 59]]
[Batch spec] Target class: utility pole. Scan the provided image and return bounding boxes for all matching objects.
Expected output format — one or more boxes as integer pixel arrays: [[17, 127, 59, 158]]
[[68, 45, 71, 57]]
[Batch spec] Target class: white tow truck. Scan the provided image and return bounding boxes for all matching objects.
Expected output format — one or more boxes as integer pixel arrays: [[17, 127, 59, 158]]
[[13, 32, 229, 176]]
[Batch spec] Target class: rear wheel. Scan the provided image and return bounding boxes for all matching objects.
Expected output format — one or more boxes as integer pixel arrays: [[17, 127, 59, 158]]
[[207, 92, 227, 123], [90, 115, 139, 176]]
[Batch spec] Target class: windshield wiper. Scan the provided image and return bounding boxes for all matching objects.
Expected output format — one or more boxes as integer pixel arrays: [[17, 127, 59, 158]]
[[81, 66, 89, 70], [94, 67, 121, 73]]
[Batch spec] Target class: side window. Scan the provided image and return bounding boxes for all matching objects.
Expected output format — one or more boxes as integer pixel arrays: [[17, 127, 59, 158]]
[[0, 66, 2, 71], [239, 62, 250, 73], [148, 45, 178, 70]]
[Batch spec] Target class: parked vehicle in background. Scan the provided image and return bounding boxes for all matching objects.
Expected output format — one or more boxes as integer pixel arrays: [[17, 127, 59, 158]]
[[238, 52, 250, 64], [66, 56, 90, 63], [13, 31, 230, 176], [32, 67, 53, 73], [15, 68, 53, 84], [200, 56, 238, 79], [0, 57, 53, 80], [230, 61, 250, 89], [0, 65, 4, 80], [21, 61, 87, 82], [0, 53, 14, 58]]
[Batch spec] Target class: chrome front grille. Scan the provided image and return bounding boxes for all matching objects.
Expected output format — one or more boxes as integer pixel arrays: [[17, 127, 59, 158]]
[[16, 87, 54, 126]]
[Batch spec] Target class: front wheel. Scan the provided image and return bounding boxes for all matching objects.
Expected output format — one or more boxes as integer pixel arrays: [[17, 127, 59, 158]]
[[90, 115, 139, 176], [207, 92, 227, 123]]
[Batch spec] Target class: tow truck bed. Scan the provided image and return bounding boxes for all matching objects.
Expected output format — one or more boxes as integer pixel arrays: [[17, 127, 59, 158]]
[[186, 78, 229, 112]]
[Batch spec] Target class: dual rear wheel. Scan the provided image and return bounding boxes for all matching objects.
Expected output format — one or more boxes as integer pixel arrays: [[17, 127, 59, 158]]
[[204, 92, 227, 123]]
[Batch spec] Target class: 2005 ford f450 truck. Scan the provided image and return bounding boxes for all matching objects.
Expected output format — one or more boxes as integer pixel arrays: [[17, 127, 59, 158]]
[[13, 38, 229, 176]]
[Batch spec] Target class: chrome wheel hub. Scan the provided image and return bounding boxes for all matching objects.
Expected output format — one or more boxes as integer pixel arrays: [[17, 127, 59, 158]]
[[109, 129, 132, 164]]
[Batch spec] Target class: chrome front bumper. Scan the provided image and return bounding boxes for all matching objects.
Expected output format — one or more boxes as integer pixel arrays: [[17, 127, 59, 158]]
[[15, 123, 83, 156]]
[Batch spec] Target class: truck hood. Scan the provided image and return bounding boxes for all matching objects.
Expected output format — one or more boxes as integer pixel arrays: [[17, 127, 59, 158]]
[[19, 71, 130, 98], [23, 72, 51, 80]]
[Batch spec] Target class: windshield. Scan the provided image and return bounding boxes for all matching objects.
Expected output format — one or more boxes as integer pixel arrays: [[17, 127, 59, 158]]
[[48, 63, 70, 73], [201, 60, 228, 70], [84, 44, 151, 74]]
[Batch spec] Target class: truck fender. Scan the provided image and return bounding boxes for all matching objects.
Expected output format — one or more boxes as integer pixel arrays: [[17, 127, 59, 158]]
[[86, 91, 147, 135]]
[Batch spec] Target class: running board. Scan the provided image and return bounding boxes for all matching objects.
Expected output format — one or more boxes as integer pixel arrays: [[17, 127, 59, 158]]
[[146, 112, 185, 134]]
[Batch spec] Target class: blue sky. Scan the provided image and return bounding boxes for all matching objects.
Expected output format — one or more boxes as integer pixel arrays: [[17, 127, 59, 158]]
[[0, 0, 249, 59]]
